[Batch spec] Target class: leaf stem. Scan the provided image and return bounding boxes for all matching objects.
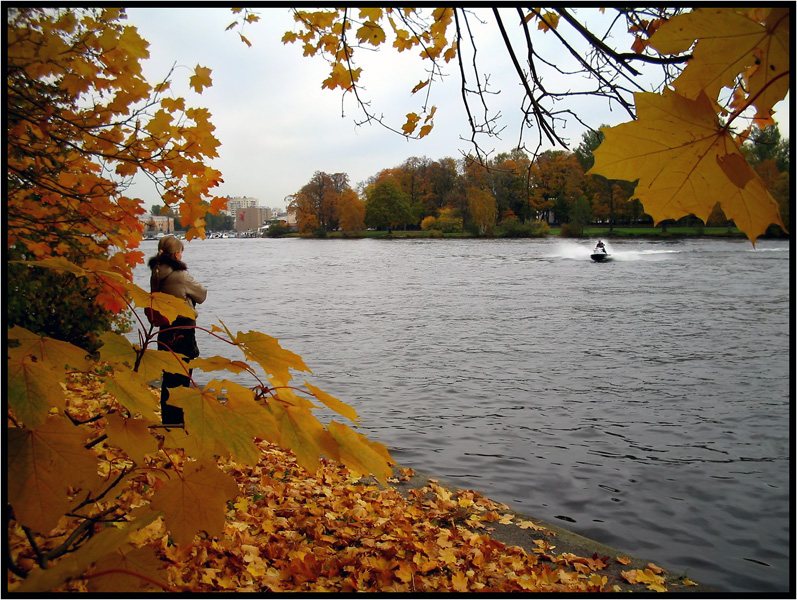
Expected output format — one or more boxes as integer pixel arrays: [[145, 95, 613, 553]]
[[83, 568, 177, 592]]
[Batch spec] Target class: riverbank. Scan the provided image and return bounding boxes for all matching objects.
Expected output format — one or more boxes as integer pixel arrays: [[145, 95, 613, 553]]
[[277, 225, 786, 240]]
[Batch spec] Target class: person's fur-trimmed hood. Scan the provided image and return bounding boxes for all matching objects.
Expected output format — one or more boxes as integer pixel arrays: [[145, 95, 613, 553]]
[[147, 253, 187, 272]]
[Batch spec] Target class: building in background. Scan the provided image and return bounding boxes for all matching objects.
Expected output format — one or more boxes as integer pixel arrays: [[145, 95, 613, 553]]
[[223, 196, 258, 222], [139, 213, 174, 233], [235, 206, 274, 234]]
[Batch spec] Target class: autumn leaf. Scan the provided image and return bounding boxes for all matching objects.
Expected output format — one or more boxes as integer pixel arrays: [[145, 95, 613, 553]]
[[7, 417, 104, 533], [11, 256, 87, 278], [451, 570, 469, 591], [8, 325, 92, 372], [359, 8, 383, 21], [98, 331, 139, 371], [104, 412, 159, 463], [304, 382, 358, 424], [327, 421, 394, 485], [402, 112, 421, 135], [357, 21, 386, 46], [7, 351, 66, 428], [126, 281, 196, 325], [168, 379, 279, 464], [538, 12, 560, 32], [149, 457, 239, 545], [411, 79, 430, 94], [137, 347, 193, 383], [264, 402, 339, 473], [190, 65, 213, 93], [649, 8, 790, 122], [189, 355, 253, 375], [102, 367, 160, 421], [322, 62, 361, 91], [634, 568, 668, 592], [588, 88, 785, 243], [234, 330, 311, 382]]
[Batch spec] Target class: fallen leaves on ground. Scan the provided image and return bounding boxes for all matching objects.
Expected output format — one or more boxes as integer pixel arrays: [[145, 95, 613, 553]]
[[7, 375, 689, 592]]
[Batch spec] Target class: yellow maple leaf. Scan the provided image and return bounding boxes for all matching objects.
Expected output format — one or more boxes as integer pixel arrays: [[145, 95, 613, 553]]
[[190, 356, 252, 375], [105, 412, 159, 463], [149, 457, 239, 545], [393, 29, 414, 52], [635, 568, 668, 592], [234, 330, 311, 382], [304, 381, 359, 424], [190, 65, 213, 93], [588, 88, 785, 244], [649, 7, 789, 122], [322, 62, 360, 91], [359, 8, 383, 21], [265, 402, 339, 473], [402, 112, 421, 135], [451, 570, 469, 591], [169, 379, 279, 465], [327, 420, 394, 484], [356, 21, 386, 46], [518, 519, 545, 531], [7, 417, 104, 533], [538, 12, 560, 32]]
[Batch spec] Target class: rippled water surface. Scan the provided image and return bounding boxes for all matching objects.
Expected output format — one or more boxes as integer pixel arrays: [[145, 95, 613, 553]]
[[132, 237, 791, 593]]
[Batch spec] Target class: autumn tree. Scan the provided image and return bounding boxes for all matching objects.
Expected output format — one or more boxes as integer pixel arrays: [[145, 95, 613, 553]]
[[336, 187, 366, 234], [467, 187, 498, 235], [530, 151, 584, 224], [7, 8, 394, 592], [290, 171, 353, 233]]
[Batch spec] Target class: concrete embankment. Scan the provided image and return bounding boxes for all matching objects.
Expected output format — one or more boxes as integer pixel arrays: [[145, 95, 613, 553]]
[[391, 468, 722, 594]]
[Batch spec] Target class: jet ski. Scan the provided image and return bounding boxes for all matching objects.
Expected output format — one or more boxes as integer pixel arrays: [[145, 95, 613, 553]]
[[590, 252, 612, 262], [591, 242, 612, 262]]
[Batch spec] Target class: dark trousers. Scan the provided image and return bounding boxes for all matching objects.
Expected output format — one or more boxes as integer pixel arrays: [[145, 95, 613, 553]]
[[160, 368, 192, 425]]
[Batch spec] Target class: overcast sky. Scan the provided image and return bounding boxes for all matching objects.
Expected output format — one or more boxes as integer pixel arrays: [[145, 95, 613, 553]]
[[123, 7, 790, 212]]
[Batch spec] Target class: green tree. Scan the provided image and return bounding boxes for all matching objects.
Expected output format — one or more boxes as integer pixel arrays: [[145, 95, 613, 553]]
[[567, 196, 593, 236], [742, 124, 790, 173], [364, 178, 411, 232]]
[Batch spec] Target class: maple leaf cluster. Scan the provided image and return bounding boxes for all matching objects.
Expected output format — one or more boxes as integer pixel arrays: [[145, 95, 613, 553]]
[[282, 8, 455, 139], [590, 7, 789, 244], [7, 8, 227, 313]]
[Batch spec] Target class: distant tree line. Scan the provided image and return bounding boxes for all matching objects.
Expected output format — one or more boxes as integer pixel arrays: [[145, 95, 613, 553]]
[[287, 125, 790, 237]]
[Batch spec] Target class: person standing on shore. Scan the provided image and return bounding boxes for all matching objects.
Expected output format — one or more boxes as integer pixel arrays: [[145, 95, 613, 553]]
[[147, 235, 207, 425]]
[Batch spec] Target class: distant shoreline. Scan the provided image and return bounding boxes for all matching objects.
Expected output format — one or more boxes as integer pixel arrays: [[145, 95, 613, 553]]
[[145, 226, 788, 242], [284, 226, 785, 241]]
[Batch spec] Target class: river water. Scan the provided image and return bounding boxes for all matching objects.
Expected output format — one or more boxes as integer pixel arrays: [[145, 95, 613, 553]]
[[131, 236, 791, 593]]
